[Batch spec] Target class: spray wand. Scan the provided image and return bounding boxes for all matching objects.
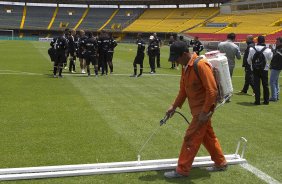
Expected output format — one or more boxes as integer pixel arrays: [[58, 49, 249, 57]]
[[137, 111, 189, 164]]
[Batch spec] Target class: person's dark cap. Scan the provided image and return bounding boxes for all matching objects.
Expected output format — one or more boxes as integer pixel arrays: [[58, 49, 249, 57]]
[[169, 41, 189, 62], [257, 35, 265, 44]]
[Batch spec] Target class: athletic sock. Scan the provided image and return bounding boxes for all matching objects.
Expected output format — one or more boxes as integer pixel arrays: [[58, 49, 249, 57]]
[[53, 66, 57, 75], [58, 68, 63, 76]]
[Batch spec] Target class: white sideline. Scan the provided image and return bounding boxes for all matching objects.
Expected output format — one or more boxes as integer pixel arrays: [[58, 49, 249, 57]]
[[1, 70, 282, 78], [240, 163, 281, 184]]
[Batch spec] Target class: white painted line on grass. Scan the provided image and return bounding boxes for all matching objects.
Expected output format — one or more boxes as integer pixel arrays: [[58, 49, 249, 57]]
[[0, 72, 42, 76], [1, 70, 282, 79], [240, 163, 281, 184]]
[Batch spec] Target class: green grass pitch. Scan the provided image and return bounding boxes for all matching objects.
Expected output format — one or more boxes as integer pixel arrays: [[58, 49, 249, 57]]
[[0, 40, 281, 184]]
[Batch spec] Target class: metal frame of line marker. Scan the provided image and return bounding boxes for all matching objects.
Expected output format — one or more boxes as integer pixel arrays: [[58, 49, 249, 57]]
[[0, 137, 247, 181]]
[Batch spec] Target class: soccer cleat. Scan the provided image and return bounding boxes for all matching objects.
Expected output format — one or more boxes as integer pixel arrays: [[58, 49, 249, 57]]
[[263, 101, 269, 105], [137, 74, 142, 77], [81, 70, 86, 74], [53, 75, 57, 78], [237, 91, 247, 95], [253, 101, 260, 105], [130, 74, 137, 78], [164, 170, 187, 179], [71, 70, 76, 73], [206, 165, 228, 172], [58, 75, 63, 78], [150, 71, 155, 74]]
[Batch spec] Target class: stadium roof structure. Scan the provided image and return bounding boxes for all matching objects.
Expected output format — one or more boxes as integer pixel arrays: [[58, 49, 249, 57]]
[[2, 0, 230, 5]]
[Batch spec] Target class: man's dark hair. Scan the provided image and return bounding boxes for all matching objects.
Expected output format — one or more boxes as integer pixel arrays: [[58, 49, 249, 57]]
[[169, 41, 189, 61], [227, 33, 236, 41], [257, 35, 265, 44], [179, 36, 184, 40], [64, 28, 70, 35], [137, 33, 142, 38], [86, 31, 93, 38]]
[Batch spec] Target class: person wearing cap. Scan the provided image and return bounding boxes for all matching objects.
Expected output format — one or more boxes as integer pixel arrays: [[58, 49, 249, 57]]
[[247, 35, 273, 105], [190, 36, 203, 56], [164, 41, 227, 179], [147, 35, 158, 74], [269, 37, 282, 102]]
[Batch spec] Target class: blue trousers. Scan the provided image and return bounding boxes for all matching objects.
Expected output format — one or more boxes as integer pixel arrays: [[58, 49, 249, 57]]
[[270, 69, 281, 100]]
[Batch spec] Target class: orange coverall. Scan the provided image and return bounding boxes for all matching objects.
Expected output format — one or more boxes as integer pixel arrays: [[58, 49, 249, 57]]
[[172, 53, 227, 176]]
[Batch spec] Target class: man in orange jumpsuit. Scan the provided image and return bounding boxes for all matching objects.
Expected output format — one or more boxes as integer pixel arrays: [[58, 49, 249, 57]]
[[164, 41, 227, 178]]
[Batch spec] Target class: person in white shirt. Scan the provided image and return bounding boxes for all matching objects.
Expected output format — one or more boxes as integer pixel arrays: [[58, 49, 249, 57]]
[[218, 33, 241, 77], [247, 35, 273, 105]]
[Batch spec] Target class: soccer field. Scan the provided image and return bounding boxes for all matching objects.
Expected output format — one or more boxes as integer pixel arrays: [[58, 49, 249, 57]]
[[0, 40, 281, 184]]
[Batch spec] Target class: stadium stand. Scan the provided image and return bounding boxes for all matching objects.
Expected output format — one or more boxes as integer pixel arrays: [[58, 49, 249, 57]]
[[123, 8, 219, 33], [24, 6, 55, 30], [51, 7, 86, 30], [0, 0, 281, 43], [0, 5, 23, 29], [186, 10, 282, 42], [103, 8, 145, 31], [78, 8, 116, 31], [265, 29, 282, 43]]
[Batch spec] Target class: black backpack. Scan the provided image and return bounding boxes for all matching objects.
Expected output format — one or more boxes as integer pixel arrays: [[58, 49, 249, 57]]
[[251, 46, 267, 70]]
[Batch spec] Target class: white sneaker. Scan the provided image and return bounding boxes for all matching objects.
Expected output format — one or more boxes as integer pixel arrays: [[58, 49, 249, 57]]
[[81, 70, 86, 74], [71, 70, 76, 73]]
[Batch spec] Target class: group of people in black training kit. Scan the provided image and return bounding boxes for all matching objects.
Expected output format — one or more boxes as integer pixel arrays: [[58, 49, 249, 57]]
[[48, 30, 203, 78], [49, 29, 117, 77]]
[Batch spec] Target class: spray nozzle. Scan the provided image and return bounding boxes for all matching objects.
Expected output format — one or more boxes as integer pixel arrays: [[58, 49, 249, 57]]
[[160, 114, 169, 126]]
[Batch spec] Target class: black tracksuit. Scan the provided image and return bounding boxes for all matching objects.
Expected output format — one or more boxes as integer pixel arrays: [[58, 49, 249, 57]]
[[85, 36, 99, 76], [107, 38, 118, 73], [67, 34, 76, 72], [51, 36, 68, 77], [147, 40, 158, 73], [133, 38, 145, 76], [98, 35, 110, 75], [154, 37, 161, 68], [241, 41, 255, 93]]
